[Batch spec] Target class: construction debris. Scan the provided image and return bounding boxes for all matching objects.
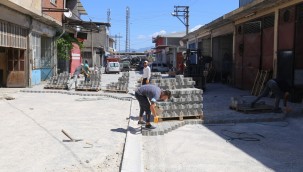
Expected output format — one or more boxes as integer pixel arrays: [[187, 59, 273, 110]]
[[230, 97, 274, 113], [61, 129, 83, 142]]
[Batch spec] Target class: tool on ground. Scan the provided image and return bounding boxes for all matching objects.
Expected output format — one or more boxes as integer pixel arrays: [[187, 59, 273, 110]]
[[61, 129, 83, 142]]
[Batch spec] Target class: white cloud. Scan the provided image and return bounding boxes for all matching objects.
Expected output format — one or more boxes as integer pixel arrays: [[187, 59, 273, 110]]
[[150, 30, 167, 37], [137, 35, 146, 39], [190, 24, 203, 32]]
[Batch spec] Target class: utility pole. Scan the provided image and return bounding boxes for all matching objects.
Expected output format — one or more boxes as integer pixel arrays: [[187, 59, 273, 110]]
[[110, 34, 123, 50], [125, 6, 130, 52], [90, 19, 94, 66], [171, 6, 189, 34], [107, 9, 111, 52]]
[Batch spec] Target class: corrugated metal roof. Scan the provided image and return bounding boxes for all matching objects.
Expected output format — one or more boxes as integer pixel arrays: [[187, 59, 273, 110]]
[[77, 0, 87, 15], [162, 32, 186, 38], [183, 0, 286, 40]]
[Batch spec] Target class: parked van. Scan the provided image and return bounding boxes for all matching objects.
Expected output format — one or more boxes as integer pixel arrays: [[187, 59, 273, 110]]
[[105, 62, 120, 74]]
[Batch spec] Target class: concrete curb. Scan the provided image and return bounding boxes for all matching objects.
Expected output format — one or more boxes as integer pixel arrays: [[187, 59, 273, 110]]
[[141, 114, 285, 136], [19, 90, 133, 101]]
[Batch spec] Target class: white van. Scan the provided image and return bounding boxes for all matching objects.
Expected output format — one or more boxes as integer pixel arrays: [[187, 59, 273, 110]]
[[105, 62, 120, 74]]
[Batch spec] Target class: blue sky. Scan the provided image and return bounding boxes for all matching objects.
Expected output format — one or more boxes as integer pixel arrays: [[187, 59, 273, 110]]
[[81, 0, 239, 51]]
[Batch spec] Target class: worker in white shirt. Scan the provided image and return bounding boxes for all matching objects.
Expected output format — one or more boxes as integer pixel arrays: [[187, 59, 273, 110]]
[[141, 60, 151, 85]]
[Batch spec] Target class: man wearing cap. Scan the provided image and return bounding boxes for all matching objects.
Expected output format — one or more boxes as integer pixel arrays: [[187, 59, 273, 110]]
[[141, 60, 151, 85], [135, 84, 171, 129]]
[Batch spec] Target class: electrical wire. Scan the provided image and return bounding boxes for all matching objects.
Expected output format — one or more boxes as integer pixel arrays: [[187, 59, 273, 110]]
[[221, 129, 265, 142], [255, 121, 289, 127]]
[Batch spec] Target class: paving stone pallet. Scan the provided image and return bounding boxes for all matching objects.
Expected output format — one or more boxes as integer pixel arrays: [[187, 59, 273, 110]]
[[76, 73, 101, 91], [151, 75, 196, 90], [105, 72, 129, 93], [150, 75, 203, 120], [44, 72, 70, 89], [158, 114, 203, 122], [102, 89, 129, 93], [230, 103, 274, 114]]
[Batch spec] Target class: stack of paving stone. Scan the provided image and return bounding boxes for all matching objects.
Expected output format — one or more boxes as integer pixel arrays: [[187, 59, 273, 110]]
[[105, 72, 129, 93], [152, 75, 203, 121], [136, 72, 162, 87], [44, 72, 70, 89], [150, 72, 162, 80], [76, 72, 101, 91]]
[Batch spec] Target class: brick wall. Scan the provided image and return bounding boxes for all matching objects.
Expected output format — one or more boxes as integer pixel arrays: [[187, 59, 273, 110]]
[[42, 0, 64, 23]]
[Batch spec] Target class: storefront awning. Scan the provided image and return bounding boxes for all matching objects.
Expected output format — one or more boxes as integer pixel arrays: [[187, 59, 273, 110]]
[[64, 18, 110, 32]]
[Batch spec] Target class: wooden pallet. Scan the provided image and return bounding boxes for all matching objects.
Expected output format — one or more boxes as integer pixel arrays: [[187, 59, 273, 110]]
[[158, 115, 202, 122], [44, 86, 66, 90], [102, 89, 129, 93], [75, 87, 100, 92], [251, 70, 272, 96], [230, 103, 274, 114]]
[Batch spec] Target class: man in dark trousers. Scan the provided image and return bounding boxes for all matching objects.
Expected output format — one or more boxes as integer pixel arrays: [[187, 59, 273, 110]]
[[251, 78, 291, 113], [141, 61, 151, 85], [135, 84, 171, 129], [67, 64, 83, 90]]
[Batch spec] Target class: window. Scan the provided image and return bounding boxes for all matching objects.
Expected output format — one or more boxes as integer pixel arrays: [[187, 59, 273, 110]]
[[50, 0, 57, 5], [7, 48, 25, 71], [31, 33, 41, 69], [110, 63, 119, 67], [41, 36, 53, 68]]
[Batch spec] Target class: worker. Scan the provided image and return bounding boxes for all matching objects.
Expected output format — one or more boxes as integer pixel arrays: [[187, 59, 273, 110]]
[[250, 78, 291, 113], [141, 60, 151, 85], [178, 62, 185, 75], [135, 84, 171, 129], [83, 60, 90, 82], [67, 63, 83, 90]]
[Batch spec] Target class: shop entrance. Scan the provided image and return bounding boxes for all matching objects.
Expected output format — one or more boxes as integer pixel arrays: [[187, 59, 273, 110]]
[[6, 48, 26, 87], [0, 47, 7, 87]]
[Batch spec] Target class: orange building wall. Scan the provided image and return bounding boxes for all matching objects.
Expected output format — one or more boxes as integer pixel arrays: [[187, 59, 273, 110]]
[[42, 0, 64, 23]]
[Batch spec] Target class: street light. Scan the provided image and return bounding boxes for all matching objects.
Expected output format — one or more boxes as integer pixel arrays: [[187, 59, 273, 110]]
[[171, 6, 189, 34]]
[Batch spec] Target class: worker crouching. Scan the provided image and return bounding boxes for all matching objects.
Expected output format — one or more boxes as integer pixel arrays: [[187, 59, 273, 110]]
[[135, 84, 171, 129]]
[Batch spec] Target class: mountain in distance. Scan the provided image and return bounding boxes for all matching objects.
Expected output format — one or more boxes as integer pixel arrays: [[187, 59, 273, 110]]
[[120, 46, 154, 53], [135, 46, 154, 52]]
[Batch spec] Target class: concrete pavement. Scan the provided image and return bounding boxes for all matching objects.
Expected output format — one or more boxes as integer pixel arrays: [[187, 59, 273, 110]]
[[1, 71, 302, 172]]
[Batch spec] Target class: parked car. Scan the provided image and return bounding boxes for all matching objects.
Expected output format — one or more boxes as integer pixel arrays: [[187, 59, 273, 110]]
[[149, 62, 169, 73], [105, 62, 120, 74], [120, 61, 131, 72]]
